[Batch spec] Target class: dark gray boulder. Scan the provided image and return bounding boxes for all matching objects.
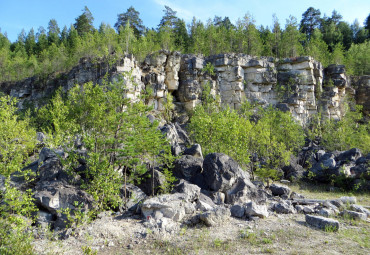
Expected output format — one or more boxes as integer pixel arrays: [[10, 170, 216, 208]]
[[269, 183, 291, 197], [202, 153, 249, 192], [230, 204, 245, 218], [136, 169, 166, 196], [336, 148, 362, 164], [173, 155, 203, 182], [282, 155, 304, 181]]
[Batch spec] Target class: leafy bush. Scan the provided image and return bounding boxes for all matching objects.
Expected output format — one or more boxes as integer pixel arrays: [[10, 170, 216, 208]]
[[35, 74, 175, 211], [0, 96, 37, 177], [189, 83, 305, 182], [320, 105, 370, 153], [0, 181, 37, 255]]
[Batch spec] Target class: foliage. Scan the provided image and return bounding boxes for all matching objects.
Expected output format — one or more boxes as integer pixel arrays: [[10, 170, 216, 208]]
[[320, 105, 370, 153], [162, 92, 175, 123], [0, 180, 37, 255], [115, 6, 145, 38], [36, 74, 174, 211], [189, 84, 304, 181], [202, 62, 215, 76], [1, 7, 369, 82], [0, 95, 37, 177]]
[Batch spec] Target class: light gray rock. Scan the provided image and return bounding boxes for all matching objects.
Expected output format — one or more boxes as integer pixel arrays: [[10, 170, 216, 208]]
[[196, 200, 214, 212], [302, 206, 315, 214], [183, 144, 203, 159], [244, 201, 269, 218], [350, 204, 370, 217], [340, 210, 367, 221], [172, 180, 201, 202], [318, 208, 334, 217], [36, 210, 54, 228], [34, 182, 94, 229], [339, 196, 357, 205], [305, 214, 339, 231], [141, 193, 192, 222], [199, 207, 231, 227]]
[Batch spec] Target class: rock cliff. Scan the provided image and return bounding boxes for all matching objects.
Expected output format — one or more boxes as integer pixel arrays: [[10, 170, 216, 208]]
[[2, 51, 367, 124]]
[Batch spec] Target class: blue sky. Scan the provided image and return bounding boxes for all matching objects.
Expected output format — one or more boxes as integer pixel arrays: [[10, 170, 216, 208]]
[[0, 0, 369, 42]]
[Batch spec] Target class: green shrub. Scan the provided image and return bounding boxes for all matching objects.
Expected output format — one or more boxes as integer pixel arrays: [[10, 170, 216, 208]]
[[35, 73, 175, 211], [188, 85, 305, 181], [0, 96, 37, 177]]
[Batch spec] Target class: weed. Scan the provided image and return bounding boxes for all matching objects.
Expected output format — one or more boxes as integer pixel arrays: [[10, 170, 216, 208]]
[[82, 246, 97, 255]]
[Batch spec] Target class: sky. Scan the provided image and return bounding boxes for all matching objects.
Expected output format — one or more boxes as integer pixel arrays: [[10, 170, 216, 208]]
[[0, 0, 369, 42]]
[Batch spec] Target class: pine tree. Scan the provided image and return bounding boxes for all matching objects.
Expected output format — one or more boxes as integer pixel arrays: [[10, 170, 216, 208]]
[[300, 7, 321, 40], [74, 6, 95, 36], [115, 6, 145, 38]]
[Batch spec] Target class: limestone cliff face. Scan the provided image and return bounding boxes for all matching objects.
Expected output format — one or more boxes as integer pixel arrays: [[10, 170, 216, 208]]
[[2, 51, 366, 124]]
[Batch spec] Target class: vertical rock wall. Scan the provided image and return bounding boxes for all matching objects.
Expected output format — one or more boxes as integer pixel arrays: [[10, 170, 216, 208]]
[[3, 51, 363, 124]]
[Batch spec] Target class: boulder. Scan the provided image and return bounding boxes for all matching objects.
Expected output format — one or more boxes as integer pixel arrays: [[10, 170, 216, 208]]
[[141, 193, 192, 222], [120, 184, 147, 212], [230, 204, 245, 218], [282, 155, 304, 181], [273, 200, 297, 214], [225, 178, 262, 204], [269, 183, 291, 197], [39, 147, 65, 163], [336, 148, 362, 164], [339, 196, 357, 204], [38, 157, 69, 183], [200, 190, 224, 205], [136, 169, 166, 196], [199, 207, 231, 227], [173, 155, 203, 182], [350, 204, 370, 217], [202, 153, 249, 192], [244, 201, 269, 218], [172, 180, 201, 202], [160, 123, 190, 156], [35, 210, 54, 228], [318, 208, 334, 217], [183, 144, 203, 159], [305, 214, 339, 231], [340, 210, 367, 221], [34, 182, 94, 216]]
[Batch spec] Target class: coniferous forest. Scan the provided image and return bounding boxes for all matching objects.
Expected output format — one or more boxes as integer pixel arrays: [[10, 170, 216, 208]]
[[0, 6, 369, 83]]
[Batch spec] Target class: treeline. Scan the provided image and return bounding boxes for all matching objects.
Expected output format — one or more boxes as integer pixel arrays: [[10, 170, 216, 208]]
[[0, 6, 369, 83]]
